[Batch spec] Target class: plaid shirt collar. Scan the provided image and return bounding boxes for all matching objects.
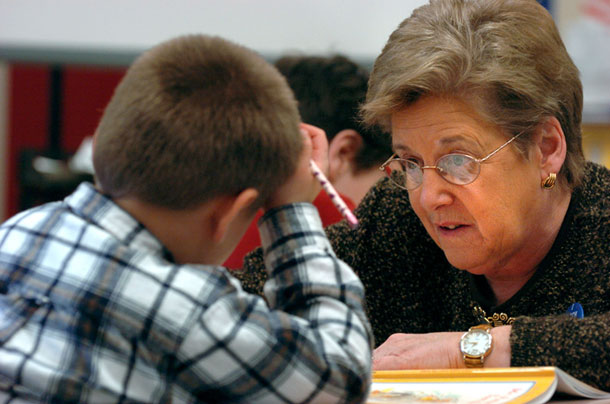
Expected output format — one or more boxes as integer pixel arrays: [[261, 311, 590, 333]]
[[65, 182, 174, 262]]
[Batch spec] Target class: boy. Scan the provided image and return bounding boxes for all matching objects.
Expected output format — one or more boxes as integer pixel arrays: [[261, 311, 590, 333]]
[[224, 54, 392, 269], [274, 54, 391, 207], [0, 35, 373, 403]]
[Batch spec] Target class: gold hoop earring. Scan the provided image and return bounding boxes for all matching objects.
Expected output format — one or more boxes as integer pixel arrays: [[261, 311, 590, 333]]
[[541, 173, 556, 189]]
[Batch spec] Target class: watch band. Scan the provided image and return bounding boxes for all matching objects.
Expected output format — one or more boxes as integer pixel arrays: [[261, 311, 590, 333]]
[[464, 354, 486, 368], [462, 323, 493, 368]]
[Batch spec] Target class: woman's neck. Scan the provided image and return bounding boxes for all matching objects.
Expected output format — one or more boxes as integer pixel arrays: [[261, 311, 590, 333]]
[[486, 272, 536, 305], [487, 189, 572, 305]]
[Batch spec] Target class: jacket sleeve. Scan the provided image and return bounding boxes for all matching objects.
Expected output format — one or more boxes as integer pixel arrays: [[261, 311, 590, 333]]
[[510, 313, 610, 390]]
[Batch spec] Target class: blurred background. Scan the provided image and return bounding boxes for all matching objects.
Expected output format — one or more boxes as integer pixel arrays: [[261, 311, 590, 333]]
[[0, 0, 608, 221]]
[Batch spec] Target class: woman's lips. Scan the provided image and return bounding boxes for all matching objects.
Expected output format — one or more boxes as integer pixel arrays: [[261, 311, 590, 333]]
[[436, 222, 470, 236]]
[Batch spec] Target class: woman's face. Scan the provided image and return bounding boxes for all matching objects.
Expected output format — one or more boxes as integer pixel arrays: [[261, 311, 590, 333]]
[[391, 96, 544, 277]]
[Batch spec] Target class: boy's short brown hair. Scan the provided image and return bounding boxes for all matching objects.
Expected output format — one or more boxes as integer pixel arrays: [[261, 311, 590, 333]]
[[93, 34, 302, 209]]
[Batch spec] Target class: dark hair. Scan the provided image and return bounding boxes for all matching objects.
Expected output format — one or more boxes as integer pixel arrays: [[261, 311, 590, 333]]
[[93, 34, 302, 209], [275, 55, 391, 171], [363, 0, 584, 190]]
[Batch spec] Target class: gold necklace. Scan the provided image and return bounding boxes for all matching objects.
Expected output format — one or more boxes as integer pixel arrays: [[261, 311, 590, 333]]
[[473, 305, 515, 326]]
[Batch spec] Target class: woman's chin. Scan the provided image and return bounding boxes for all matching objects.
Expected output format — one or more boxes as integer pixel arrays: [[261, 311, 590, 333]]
[[442, 249, 490, 275]]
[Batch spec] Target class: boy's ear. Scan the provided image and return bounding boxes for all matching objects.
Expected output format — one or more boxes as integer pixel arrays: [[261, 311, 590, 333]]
[[328, 129, 363, 182], [210, 188, 259, 244], [534, 116, 567, 180]]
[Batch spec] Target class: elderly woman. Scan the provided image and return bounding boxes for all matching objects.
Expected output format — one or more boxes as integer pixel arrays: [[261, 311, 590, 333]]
[[237, 0, 610, 390]]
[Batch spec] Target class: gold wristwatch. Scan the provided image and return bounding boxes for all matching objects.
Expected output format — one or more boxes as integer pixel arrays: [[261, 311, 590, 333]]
[[459, 323, 493, 368]]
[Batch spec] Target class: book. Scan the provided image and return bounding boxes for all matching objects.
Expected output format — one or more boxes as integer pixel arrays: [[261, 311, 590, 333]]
[[367, 367, 610, 404]]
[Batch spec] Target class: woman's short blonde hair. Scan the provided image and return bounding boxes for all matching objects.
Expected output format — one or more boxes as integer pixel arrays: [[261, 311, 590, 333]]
[[363, 0, 584, 189]]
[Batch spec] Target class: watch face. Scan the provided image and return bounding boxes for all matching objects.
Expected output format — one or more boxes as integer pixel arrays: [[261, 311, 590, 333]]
[[460, 329, 492, 356]]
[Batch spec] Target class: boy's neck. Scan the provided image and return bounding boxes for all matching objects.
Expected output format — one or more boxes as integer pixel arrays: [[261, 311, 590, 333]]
[[115, 197, 214, 265]]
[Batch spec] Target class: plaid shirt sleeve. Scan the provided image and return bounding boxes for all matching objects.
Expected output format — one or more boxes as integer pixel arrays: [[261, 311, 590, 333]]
[[173, 203, 373, 404]]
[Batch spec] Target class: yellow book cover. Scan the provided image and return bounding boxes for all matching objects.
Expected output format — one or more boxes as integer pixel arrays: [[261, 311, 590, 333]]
[[367, 367, 610, 404]]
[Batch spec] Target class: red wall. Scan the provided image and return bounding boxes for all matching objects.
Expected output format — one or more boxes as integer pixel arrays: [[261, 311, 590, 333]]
[[5, 64, 126, 217]]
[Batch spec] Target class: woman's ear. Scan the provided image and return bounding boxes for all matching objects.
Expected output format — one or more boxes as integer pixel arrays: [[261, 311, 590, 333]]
[[210, 188, 259, 244], [535, 116, 567, 180], [328, 129, 363, 182]]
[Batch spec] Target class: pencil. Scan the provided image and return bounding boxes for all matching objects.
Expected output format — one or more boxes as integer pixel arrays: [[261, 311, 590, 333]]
[[309, 160, 359, 230]]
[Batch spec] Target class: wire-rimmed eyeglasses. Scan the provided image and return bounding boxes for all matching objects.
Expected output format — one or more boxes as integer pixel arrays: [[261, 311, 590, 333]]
[[379, 132, 524, 190]]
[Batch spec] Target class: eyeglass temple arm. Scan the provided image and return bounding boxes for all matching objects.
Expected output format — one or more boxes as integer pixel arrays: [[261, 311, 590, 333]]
[[379, 154, 398, 171], [478, 132, 524, 163], [380, 131, 524, 168]]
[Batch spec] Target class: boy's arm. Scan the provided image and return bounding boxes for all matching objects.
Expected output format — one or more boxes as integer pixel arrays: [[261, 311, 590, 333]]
[[262, 202, 373, 400], [175, 204, 373, 403], [174, 124, 373, 403], [231, 123, 326, 295], [257, 123, 372, 400]]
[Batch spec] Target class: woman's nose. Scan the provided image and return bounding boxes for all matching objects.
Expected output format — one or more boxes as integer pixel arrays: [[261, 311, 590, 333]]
[[415, 168, 453, 211]]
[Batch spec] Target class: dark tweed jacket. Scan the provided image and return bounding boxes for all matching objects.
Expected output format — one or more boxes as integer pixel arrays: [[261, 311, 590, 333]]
[[237, 161, 610, 390]]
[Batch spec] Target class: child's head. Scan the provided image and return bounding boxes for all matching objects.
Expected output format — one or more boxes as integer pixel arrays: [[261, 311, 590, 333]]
[[274, 55, 390, 172], [93, 34, 302, 210]]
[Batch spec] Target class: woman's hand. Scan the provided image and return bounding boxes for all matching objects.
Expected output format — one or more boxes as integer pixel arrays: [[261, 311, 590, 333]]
[[373, 326, 511, 370], [373, 332, 464, 370]]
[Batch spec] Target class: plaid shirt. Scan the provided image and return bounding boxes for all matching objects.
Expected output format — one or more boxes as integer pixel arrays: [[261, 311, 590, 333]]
[[0, 183, 372, 404]]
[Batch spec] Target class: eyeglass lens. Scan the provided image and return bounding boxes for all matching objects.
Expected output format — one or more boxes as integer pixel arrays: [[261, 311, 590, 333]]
[[385, 154, 482, 189]]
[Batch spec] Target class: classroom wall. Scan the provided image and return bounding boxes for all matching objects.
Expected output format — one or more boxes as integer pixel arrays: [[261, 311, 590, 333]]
[[0, 0, 608, 220], [0, 0, 426, 62], [0, 0, 429, 220], [555, 0, 610, 124], [2, 65, 126, 218], [557, 0, 610, 168]]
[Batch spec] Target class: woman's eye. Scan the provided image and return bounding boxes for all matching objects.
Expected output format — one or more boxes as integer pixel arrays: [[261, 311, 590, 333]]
[[401, 156, 420, 165], [402, 159, 423, 173], [448, 154, 469, 166]]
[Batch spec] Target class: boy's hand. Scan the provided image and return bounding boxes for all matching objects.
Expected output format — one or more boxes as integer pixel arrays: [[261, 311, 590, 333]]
[[302, 123, 329, 175], [264, 124, 328, 210]]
